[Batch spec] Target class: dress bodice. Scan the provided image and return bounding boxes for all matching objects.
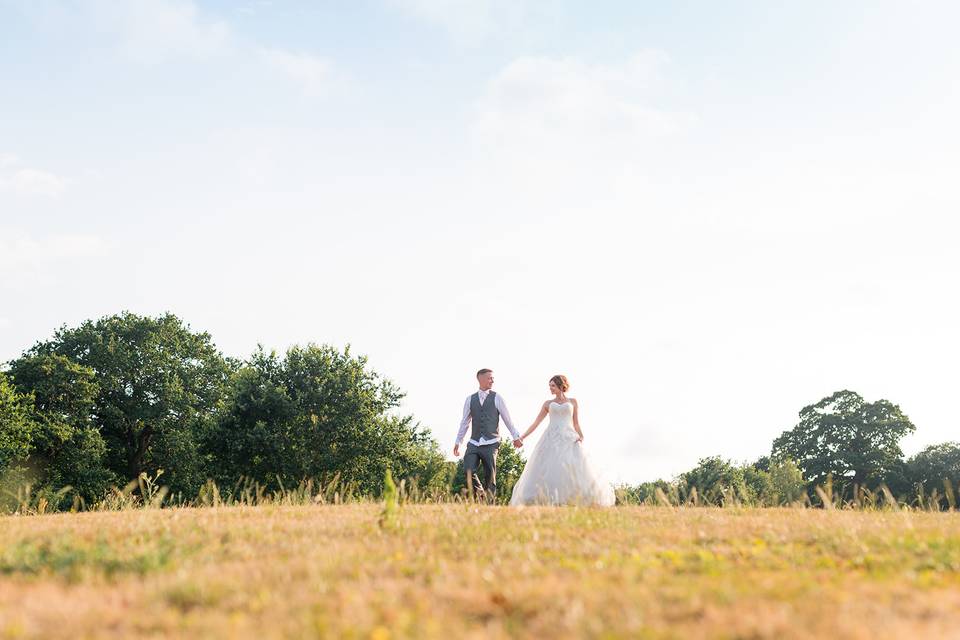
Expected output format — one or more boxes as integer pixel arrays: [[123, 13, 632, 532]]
[[548, 401, 574, 424]]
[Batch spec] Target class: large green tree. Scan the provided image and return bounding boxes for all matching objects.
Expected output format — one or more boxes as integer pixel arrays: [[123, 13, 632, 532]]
[[771, 390, 914, 493], [6, 354, 114, 502], [12, 312, 234, 495], [205, 344, 447, 495], [0, 372, 37, 471]]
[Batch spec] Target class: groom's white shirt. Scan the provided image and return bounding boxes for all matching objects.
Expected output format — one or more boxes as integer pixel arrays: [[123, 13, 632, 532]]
[[456, 389, 521, 447]]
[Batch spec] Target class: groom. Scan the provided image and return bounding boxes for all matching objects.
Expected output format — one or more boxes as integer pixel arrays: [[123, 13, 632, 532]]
[[454, 368, 523, 502]]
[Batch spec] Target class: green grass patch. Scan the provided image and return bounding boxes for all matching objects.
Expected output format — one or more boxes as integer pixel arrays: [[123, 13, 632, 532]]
[[0, 533, 180, 579]]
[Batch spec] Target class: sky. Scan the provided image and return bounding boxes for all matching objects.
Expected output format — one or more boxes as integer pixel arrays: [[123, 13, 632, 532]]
[[1, 0, 958, 484]]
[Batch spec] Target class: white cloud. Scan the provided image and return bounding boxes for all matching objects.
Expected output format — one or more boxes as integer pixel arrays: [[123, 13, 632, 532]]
[[237, 1, 274, 17], [14, 0, 233, 63], [388, 0, 550, 44], [0, 156, 68, 197], [0, 153, 20, 169], [3, 169, 67, 197], [258, 48, 333, 97], [0, 232, 106, 292], [0, 231, 107, 291], [86, 0, 233, 63], [12, 1, 334, 96], [0, 233, 107, 271], [471, 51, 695, 179]]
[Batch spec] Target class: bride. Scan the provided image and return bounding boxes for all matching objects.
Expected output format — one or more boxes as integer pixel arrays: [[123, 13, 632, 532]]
[[509, 375, 615, 506]]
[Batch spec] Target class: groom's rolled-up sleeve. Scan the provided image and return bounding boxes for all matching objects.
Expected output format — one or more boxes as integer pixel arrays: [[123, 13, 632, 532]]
[[455, 396, 472, 445], [496, 395, 521, 441]]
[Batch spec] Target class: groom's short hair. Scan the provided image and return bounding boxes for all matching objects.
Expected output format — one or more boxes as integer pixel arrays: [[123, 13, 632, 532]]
[[476, 368, 492, 378]]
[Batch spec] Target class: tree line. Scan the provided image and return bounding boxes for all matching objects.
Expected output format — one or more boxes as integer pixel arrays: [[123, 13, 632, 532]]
[[619, 390, 960, 508], [0, 312, 527, 512], [2, 312, 957, 512]]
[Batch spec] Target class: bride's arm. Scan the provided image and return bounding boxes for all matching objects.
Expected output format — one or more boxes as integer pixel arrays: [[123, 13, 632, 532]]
[[519, 402, 550, 441], [572, 398, 583, 442]]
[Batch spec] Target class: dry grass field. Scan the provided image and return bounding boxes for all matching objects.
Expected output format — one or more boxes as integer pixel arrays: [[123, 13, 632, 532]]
[[2, 504, 960, 639]]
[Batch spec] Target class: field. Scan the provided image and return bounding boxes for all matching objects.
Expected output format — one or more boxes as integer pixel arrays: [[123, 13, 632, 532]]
[[2, 504, 960, 639]]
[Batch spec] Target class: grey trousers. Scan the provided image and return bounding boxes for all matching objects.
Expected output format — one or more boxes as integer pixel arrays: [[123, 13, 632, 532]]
[[463, 442, 499, 499]]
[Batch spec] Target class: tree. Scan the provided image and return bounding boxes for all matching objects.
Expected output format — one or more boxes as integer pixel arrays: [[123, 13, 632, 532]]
[[6, 354, 114, 503], [494, 441, 526, 502], [12, 312, 234, 495], [401, 435, 457, 498], [205, 344, 446, 495], [202, 355, 298, 486], [742, 463, 773, 505], [771, 390, 915, 495], [897, 442, 960, 505], [0, 373, 37, 471], [614, 479, 678, 505], [679, 456, 749, 505], [767, 458, 806, 505]]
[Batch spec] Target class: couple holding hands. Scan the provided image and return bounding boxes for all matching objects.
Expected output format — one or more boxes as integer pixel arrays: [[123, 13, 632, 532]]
[[454, 369, 614, 506]]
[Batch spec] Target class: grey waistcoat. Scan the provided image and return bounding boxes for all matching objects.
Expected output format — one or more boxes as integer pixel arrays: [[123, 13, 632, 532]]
[[470, 391, 501, 444]]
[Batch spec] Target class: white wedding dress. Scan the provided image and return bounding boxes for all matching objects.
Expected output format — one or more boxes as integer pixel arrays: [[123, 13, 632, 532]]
[[509, 401, 615, 506]]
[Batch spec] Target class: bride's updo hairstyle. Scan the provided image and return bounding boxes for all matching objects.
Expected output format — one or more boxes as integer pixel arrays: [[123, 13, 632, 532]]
[[550, 375, 570, 392]]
